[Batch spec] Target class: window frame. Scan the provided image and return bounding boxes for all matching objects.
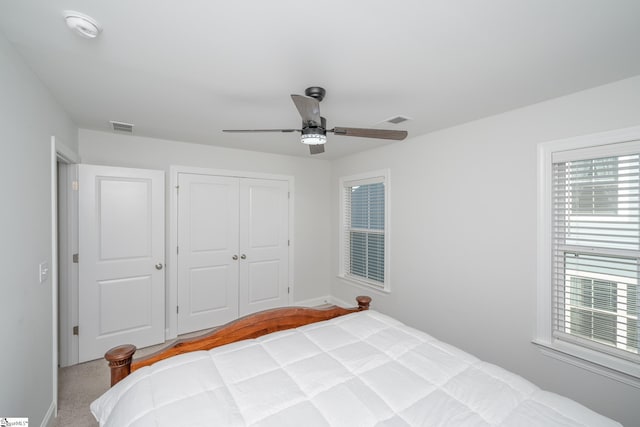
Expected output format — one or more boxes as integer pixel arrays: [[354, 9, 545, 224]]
[[536, 126, 640, 387], [338, 169, 391, 293]]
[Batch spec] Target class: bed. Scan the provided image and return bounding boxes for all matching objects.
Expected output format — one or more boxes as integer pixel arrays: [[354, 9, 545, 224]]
[[92, 296, 620, 426]]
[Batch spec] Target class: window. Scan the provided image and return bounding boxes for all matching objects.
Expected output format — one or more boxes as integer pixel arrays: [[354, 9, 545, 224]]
[[537, 128, 640, 383], [339, 170, 389, 291], [570, 157, 618, 215]]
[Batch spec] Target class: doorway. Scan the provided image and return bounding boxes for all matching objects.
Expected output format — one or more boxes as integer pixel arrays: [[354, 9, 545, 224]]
[[51, 137, 80, 418], [56, 161, 79, 367]]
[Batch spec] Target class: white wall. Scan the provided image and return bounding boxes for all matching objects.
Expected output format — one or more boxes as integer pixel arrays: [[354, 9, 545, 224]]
[[330, 75, 640, 425], [0, 34, 78, 426], [78, 129, 332, 305]]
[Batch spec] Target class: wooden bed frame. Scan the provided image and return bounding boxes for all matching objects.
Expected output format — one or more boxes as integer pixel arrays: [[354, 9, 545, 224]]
[[105, 296, 371, 386]]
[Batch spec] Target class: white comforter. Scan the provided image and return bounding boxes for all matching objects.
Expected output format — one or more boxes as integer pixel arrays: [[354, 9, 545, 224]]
[[91, 310, 619, 426]]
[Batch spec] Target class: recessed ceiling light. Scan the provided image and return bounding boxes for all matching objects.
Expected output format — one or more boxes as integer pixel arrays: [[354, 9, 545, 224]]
[[63, 11, 102, 39]]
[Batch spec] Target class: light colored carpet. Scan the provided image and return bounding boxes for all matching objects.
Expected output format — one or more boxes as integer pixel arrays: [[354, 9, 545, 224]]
[[54, 329, 216, 427], [55, 357, 107, 426]]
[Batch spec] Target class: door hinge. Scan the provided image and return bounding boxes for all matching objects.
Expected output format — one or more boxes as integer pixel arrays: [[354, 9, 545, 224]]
[[287, 287, 290, 294], [72, 180, 79, 191], [72, 253, 79, 263], [72, 326, 79, 335], [288, 191, 290, 199], [288, 239, 290, 247], [176, 306, 179, 314], [177, 246, 179, 255]]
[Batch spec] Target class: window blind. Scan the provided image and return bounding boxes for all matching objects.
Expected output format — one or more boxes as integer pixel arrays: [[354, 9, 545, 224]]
[[552, 154, 640, 360], [343, 179, 385, 287]]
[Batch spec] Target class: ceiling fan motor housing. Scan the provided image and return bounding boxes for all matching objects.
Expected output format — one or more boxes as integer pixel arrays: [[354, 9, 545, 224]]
[[302, 117, 327, 134]]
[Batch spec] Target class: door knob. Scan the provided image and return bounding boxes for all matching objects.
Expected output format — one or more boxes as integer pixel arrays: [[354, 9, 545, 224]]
[[240, 254, 246, 260], [232, 255, 238, 260], [155, 263, 163, 270]]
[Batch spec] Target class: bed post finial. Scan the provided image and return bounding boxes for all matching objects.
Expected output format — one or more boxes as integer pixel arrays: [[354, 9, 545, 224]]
[[356, 295, 372, 310], [105, 344, 136, 386]]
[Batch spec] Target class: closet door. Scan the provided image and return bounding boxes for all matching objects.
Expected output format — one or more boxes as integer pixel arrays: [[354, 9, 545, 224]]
[[177, 174, 239, 334], [239, 179, 290, 315]]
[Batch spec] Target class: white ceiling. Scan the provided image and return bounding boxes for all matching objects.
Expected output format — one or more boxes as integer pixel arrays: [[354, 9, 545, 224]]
[[1, 1, 640, 159]]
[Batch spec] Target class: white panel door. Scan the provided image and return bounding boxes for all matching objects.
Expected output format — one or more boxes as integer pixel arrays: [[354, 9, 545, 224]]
[[78, 165, 165, 362], [177, 174, 239, 334], [239, 179, 289, 316]]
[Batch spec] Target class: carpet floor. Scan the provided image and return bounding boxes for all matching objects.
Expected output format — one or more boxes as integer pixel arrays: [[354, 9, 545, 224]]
[[55, 357, 107, 427]]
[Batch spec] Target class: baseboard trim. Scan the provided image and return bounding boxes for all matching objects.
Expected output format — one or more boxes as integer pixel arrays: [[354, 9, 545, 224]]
[[293, 296, 332, 307], [326, 295, 352, 308], [293, 295, 360, 309], [41, 400, 56, 427]]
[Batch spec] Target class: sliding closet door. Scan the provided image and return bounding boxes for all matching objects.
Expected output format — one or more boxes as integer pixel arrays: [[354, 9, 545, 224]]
[[177, 174, 240, 334], [238, 179, 289, 316]]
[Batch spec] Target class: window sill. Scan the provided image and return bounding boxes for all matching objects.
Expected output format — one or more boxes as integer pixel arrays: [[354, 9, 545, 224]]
[[532, 338, 640, 389], [337, 274, 390, 294]]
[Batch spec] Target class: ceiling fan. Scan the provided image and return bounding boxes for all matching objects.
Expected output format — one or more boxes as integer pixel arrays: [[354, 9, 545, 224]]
[[222, 87, 408, 155]]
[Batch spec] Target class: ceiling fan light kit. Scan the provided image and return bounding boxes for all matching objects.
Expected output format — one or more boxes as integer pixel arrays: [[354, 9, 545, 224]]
[[301, 114, 327, 145], [300, 134, 327, 145], [223, 86, 408, 155]]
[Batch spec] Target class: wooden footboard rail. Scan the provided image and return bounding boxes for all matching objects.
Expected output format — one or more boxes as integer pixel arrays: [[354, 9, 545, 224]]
[[105, 296, 371, 386]]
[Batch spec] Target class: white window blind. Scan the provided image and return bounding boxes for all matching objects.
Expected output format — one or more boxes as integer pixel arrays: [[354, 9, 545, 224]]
[[342, 176, 386, 289], [552, 153, 639, 361]]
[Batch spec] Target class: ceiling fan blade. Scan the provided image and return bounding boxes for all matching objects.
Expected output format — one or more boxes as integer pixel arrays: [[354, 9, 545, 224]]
[[309, 144, 325, 155], [222, 129, 300, 133], [330, 127, 408, 140], [291, 95, 321, 126]]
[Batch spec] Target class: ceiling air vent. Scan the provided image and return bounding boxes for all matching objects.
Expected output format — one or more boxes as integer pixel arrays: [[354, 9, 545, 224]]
[[110, 120, 134, 133], [385, 115, 411, 125]]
